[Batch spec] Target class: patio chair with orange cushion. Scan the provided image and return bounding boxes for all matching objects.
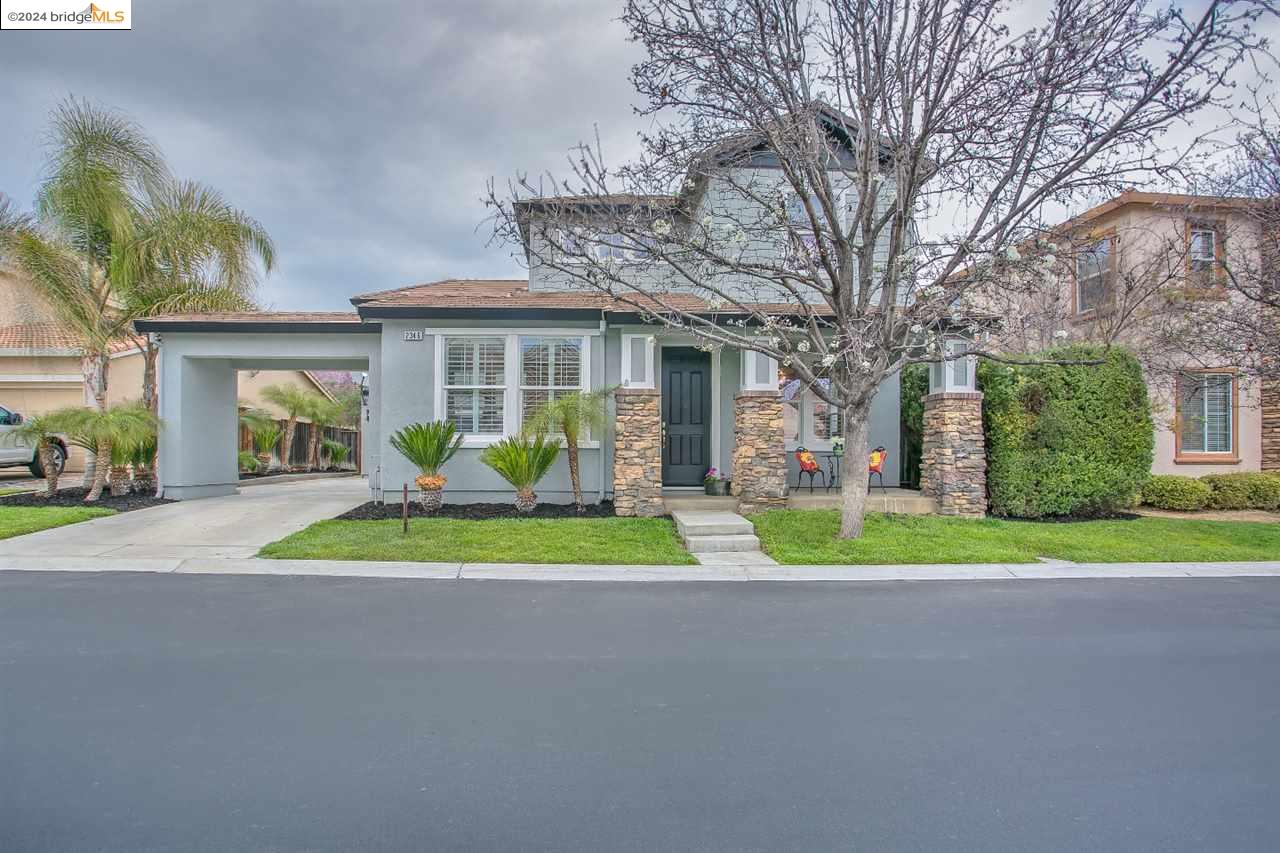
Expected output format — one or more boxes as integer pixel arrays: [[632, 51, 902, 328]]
[[794, 446, 827, 493], [868, 446, 888, 495]]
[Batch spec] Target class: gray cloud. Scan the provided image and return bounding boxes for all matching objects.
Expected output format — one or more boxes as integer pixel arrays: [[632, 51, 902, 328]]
[[0, 0, 647, 309]]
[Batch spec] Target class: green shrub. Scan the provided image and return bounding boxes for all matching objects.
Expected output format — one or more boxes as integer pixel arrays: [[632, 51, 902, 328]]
[[1201, 473, 1280, 511], [899, 363, 928, 489], [238, 450, 258, 473], [1141, 475, 1211, 511], [978, 345, 1154, 518]]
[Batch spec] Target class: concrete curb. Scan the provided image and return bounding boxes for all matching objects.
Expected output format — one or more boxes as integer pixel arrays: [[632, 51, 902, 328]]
[[2, 555, 1280, 582]]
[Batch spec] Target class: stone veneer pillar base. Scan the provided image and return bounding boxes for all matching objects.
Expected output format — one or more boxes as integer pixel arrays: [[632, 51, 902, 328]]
[[613, 388, 665, 517], [1263, 376, 1279, 472], [920, 391, 988, 518], [731, 390, 788, 514]]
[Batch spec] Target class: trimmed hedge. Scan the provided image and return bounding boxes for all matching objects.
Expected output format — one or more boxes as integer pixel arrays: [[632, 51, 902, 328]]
[[978, 345, 1154, 518], [1200, 473, 1280, 511], [1141, 475, 1211, 511]]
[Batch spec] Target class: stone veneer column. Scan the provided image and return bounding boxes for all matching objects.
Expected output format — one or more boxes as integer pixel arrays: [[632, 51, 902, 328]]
[[919, 391, 988, 517], [1264, 376, 1279, 472], [731, 390, 788, 514], [612, 388, 665, 517]]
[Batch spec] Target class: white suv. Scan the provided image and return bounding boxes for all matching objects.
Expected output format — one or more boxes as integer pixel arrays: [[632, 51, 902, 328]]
[[0, 405, 68, 478]]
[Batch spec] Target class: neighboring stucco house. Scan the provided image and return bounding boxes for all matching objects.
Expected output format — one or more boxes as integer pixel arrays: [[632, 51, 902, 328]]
[[136, 113, 916, 508], [992, 191, 1277, 476], [0, 271, 350, 473]]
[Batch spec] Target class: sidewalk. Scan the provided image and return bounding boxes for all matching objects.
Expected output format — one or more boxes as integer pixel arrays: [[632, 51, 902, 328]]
[[2, 554, 1279, 581]]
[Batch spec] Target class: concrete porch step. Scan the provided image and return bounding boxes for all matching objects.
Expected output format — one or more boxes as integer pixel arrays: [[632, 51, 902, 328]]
[[672, 510, 754, 538], [684, 534, 762, 553]]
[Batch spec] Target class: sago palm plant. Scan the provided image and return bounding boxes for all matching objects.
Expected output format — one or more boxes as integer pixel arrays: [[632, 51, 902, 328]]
[[130, 433, 158, 495], [480, 434, 561, 513], [53, 403, 158, 501], [252, 423, 282, 471], [2, 413, 65, 497], [525, 389, 612, 511], [322, 438, 350, 469], [389, 421, 463, 510]]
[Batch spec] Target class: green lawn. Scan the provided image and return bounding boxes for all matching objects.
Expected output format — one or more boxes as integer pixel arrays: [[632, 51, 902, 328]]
[[0, 505, 116, 540], [259, 517, 698, 564], [752, 510, 1280, 564]]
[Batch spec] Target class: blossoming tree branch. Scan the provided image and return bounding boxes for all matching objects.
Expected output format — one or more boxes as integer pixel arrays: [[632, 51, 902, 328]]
[[487, 0, 1265, 538]]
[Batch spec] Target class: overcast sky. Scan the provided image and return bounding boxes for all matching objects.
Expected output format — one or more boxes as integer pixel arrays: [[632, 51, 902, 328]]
[[0, 0, 647, 310], [2, 2, 1273, 311]]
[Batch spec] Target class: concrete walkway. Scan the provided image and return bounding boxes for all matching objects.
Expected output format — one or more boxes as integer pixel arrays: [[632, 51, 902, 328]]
[[0, 476, 369, 560], [2, 553, 1279, 581]]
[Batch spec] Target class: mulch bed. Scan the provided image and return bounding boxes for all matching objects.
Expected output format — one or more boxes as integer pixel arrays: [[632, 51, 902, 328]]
[[239, 467, 348, 480], [0, 485, 174, 512], [336, 500, 620, 521]]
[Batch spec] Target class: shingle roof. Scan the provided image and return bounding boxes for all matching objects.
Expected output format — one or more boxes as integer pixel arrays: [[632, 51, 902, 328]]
[[133, 311, 375, 333], [351, 278, 825, 316], [0, 323, 137, 354]]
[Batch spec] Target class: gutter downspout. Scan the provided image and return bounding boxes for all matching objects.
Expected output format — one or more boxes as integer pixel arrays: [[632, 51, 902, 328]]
[[598, 315, 607, 504]]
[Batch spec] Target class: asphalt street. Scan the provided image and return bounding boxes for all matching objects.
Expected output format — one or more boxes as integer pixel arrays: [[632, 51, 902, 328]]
[[1, 572, 1278, 852]]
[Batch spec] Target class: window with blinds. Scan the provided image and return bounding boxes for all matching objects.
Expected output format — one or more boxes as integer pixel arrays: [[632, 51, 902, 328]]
[[443, 337, 506, 434], [519, 337, 583, 426], [1075, 237, 1111, 313], [1189, 227, 1219, 288], [1178, 373, 1233, 454]]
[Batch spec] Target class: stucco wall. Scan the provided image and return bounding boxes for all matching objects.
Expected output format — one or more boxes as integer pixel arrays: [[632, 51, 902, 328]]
[[375, 318, 605, 504]]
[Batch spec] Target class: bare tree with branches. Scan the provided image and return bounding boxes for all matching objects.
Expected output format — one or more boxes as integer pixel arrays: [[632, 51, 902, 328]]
[[486, 0, 1265, 538]]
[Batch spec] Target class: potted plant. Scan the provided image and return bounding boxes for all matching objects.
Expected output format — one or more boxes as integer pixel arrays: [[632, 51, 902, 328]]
[[389, 421, 464, 510], [131, 434, 157, 494], [252, 424, 282, 472], [480, 433, 561, 513], [703, 467, 729, 496]]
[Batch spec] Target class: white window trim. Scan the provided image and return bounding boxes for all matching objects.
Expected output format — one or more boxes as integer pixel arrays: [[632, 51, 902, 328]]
[[432, 330, 599, 448], [741, 348, 777, 391], [621, 333, 656, 389], [1180, 372, 1235, 455], [780, 383, 842, 451]]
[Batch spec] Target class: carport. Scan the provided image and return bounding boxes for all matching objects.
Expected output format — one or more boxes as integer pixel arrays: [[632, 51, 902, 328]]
[[134, 313, 381, 500]]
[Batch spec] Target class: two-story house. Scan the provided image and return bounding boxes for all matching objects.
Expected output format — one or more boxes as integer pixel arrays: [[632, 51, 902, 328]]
[[996, 190, 1276, 476], [136, 111, 915, 510]]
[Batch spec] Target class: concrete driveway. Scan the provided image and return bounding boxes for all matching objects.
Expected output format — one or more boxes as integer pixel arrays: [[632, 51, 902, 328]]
[[0, 477, 368, 560]]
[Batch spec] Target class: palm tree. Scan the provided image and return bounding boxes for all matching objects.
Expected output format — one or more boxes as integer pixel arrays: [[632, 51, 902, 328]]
[[130, 432, 158, 495], [389, 421, 464, 510], [260, 385, 315, 471], [0, 100, 273, 472], [525, 389, 612, 511], [118, 180, 274, 411], [2, 413, 65, 497], [480, 434, 561, 513], [303, 396, 345, 471], [51, 403, 158, 501]]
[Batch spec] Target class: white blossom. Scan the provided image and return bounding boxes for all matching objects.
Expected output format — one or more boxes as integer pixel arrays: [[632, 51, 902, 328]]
[[820, 353, 836, 367], [1053, 329, 1069, 339], [653, 219, 671, 237], [910, 323, 923, 334], [796, 340, 811, 352], [1005, 245, 1021, 261]]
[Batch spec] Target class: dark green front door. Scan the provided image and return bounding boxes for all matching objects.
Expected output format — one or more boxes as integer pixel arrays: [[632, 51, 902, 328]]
[[662, 347, 711, 486]]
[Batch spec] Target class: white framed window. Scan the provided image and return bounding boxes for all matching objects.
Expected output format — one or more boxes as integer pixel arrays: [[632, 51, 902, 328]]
[[928, 339, 976, 393], [556, 229, 651, 264], [1075, 236, 1112, 313], [1189, 226, 1220, 287], [519, 336, 586, 426], [443, 336, 506, 435], [1177, 372, 1235, 456], [433, 330, 595, 445], [778, 366, 842, 448], [742, 348, 777, 391], [621, 334, 656, 388]]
